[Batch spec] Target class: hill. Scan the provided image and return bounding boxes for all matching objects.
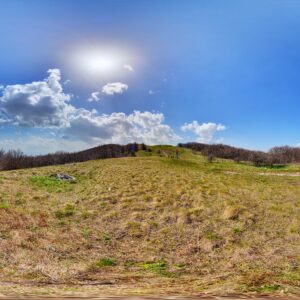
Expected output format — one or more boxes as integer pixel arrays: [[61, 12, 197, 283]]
[[0, 146, 300, 296]]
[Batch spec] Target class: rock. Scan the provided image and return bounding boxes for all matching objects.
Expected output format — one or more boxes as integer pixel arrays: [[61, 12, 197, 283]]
[[50, 173, 76, 181]]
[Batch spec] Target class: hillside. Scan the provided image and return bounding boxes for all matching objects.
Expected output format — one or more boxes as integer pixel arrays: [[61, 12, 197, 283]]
[[0, 146, 300, 296]]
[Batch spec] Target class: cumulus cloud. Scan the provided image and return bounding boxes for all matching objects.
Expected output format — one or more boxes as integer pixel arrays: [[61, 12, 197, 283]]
[[66, 109, 180, 145], [181, 121, 226, 143], [102, 82, 128, 95], [0, 69, 74, 127], [89, 82, 128, 101], [87, 91, 101, 102], [0, 69, 181, 152], [123, 64, 133, 71]]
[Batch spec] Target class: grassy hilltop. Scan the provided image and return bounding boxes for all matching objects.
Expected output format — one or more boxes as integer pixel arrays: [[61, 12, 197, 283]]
[[0, 145, 300, 296]]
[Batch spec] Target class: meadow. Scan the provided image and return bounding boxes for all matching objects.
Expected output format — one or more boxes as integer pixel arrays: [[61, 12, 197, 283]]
[[0, 146, 299, 296]]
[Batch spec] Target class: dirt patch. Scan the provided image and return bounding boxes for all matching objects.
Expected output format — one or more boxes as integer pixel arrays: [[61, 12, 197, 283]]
[[224, 171, 300, 177]]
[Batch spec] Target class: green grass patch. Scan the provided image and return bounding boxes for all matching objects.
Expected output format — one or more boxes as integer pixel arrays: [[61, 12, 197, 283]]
[[95, 258, 116, 268], [0, 200, 9, 209], [30, 175, 75, 192], [257, 284, 281, 292], [140, 261, 169, 276]]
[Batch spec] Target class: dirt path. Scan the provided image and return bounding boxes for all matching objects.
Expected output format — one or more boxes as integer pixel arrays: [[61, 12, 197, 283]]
[[224, 171, 300, 177]]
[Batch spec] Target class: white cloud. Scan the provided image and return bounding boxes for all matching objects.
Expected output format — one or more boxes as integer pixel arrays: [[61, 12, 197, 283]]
[[181, 121, 226, 143], [87, 91, 101, 102], [102, 82, 128, 95], [0, 69, 181, 153], [66, 110, 180, 145], [0, 85, 4, 91], [0, 110, 180, 153], [0, 69, 74, 127], [148, 90, 155, 95], [123, 64, 133, 71]]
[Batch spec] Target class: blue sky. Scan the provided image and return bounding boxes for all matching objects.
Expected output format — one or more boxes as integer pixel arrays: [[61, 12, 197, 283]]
[[1, 0, 300, 154]]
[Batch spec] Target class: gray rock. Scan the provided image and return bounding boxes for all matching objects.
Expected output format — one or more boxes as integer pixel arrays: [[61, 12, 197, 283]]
[[50, 173, 76, 181]]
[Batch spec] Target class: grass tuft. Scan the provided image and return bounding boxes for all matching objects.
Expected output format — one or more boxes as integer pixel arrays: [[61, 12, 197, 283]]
[[95, 258, 116, 268], [55, 204, 75, 219], [140, 261, 168, 276]]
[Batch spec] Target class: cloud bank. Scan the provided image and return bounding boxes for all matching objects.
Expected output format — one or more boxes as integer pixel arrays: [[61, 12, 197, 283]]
[[0, 69, 225, 153], [0, 70, 180, 150], [67, 109, 179, 144]]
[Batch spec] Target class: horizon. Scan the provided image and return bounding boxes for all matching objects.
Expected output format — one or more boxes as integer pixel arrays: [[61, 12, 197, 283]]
[[1, 141, 298, 157], [1, 1, 300, 154]]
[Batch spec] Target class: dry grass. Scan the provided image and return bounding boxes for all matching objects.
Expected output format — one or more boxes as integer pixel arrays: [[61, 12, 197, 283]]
[[0, 146, 300, 296]]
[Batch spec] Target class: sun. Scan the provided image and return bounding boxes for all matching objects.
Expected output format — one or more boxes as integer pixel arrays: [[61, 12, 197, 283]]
[[65, 44, 137, 83], [82, 52, 117, 73], [70, 46, 125, 76]]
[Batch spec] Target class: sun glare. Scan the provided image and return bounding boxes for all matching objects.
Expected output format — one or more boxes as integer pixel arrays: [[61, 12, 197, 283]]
[[83, 53, 117, 73], [70, 47, 127, 76]]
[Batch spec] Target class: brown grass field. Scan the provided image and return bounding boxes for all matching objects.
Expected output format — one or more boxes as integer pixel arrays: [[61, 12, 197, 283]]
[[0, 146, 300, 296]]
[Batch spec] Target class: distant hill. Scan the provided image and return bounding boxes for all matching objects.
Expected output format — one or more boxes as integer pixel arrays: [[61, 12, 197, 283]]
[[179, 142, 300, 166], [1, 141, 300, 170], [0, 143, 145, 170]]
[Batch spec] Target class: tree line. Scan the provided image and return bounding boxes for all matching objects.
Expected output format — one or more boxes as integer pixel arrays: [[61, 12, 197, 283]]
[[178, 143, 300, 166], [1, 141, 300, 170], [0, 143, 147, 170]]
